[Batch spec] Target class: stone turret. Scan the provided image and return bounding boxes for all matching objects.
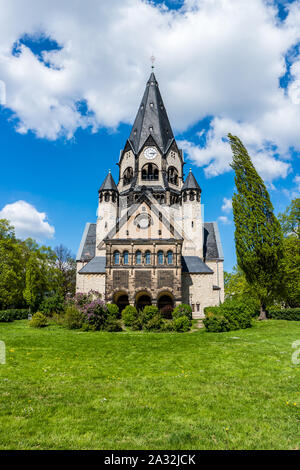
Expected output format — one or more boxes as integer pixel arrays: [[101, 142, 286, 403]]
[[96, 171, 119, 255], [181, 169, 203, 258]]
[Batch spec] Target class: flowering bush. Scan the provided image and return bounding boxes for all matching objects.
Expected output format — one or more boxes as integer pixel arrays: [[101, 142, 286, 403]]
[[66, 292, 122, 332], [82, 298, 108, 331]]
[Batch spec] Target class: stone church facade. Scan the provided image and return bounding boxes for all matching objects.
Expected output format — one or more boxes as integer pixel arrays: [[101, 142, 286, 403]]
[[76, 72, 224, 318]]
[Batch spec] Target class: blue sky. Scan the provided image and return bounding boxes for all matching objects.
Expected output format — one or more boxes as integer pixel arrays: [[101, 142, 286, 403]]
[[0, 0, 299, 272]]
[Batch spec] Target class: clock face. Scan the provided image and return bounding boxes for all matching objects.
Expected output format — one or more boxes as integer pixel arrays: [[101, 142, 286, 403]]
[[144, 147, 157, 160]]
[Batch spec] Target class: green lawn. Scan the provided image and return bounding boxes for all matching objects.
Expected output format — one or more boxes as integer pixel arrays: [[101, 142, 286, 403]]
[[0, 320, 299, 450]]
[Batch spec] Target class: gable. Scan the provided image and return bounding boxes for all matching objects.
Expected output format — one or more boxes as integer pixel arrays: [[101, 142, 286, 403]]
[[98, 194, 182, 248]]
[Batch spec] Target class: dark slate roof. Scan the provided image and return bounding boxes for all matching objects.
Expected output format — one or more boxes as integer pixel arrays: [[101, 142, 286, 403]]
[[128, 72, 174, 155], [181, 256, 213, 274], [182, 170, 201, 191], [99, 171, 118, 192], [76, 223, 96, 261], [79, 256, 106, 274], [76, 221, 224, 264], [203, 222, 224, 260]]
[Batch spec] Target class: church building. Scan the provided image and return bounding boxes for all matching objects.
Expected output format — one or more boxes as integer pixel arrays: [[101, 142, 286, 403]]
[[76, 72, 224, 318]]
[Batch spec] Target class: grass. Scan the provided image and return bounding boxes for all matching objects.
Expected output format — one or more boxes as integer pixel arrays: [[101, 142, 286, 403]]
[[0, 320, 299, 450]]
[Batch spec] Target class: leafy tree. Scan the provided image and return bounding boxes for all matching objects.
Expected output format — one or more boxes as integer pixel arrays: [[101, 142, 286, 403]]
[[54, 244, 76, 297], [277, 198, 300, 307], [0, 220, 25, 308], [224, 266, 249, 300], [0, 219, 75, 311], [228, 134, 283, 319], [278, 198, 299, 238]]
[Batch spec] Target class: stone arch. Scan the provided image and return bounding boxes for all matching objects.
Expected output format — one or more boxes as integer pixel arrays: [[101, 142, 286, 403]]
[[141, 163, 159, 181], [167, 166, 179, 186], [135, 290, 152, 311], [123, 167, 133, 185], [157, 291, 174, 311], [113, 290, 130, 313]]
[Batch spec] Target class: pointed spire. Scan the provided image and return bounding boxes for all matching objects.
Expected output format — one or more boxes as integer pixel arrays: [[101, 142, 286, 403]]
[[99, 171, 118, 192], [182, 170, 201, 192], [128, 72, 174, 155]]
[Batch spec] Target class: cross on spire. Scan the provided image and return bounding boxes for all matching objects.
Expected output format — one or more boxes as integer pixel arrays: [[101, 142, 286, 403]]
[[150, 55, 155, 70]]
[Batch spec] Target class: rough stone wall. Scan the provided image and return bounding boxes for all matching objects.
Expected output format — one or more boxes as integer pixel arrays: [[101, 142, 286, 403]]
[[206, 260, 225, 303], [76, 270, 106, 297], [181, 271, 221, 317], [105, 240, 182, 305]]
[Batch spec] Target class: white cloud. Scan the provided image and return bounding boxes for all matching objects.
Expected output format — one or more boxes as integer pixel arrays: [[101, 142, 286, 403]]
[[218, 216, 231, 225], [0, 80, 5, 105], [222, 197, 232, 213], [0, 0, 299, 180], [0, 200, 55, 240], [179, 116, 292, 182]]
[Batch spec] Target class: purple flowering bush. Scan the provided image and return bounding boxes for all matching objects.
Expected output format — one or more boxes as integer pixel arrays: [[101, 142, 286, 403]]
[[66, 291, 122, 331]]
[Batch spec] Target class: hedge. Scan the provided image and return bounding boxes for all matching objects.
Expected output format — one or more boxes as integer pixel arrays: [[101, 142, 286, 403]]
[[267, 308, 300, 321], [0, 309, 29, 322], [203, 299, 253, 332]]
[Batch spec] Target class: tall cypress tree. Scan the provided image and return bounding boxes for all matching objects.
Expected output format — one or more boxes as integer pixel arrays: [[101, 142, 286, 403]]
[[228, 134, 283, 319]]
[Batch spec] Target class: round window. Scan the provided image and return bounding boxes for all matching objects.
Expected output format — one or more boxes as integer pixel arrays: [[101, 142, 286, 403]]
[[134, 213, 152, 229]]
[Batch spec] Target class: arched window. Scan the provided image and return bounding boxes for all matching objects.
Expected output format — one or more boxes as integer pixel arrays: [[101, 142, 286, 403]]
[[167, 251, 173, 265], [123, 251, 129, 265], [141, 163, 159, 181], [114, 251, 120, 265], [145, 251, 151, 265], [104, 192, 110, 202], [189, 191, 195, 201], [136, 250, 142, 265], [157, 250, 164, 265], [167, 167, 179, 186], [123, 167, 133, 185]]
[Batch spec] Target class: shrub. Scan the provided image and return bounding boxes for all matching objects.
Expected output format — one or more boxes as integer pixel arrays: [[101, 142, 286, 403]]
[[160, 320, 174, 332], [12, 309, 29, 320], [70, 290, 102, 310], [39, 294, 64, 316], [106, 303, 120, 319], [172, 304, 192, 321], [122, 305, 139, 327], [203, 299, 252, 332], [267, 308, 300, 321], [144, 314, 163, 331], [160, 305, 173, 319], [65, 306, 85, 330], [0, 311, 14, 322], [29, 312, 48, 328], [82, 299, 108, 331], [105, 317, 123, 332], [0, 309, 29, 322], [143, 305, 159, 323], [204, 306, 222, 316], [173, 315, 192, 332], [203, 313, 230, 332]]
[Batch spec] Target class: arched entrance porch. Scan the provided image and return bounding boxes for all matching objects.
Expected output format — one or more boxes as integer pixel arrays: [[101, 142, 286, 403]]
[[157, 292, 174, 317], [113, 291, 129, 314], [135, 291, 152, 311]]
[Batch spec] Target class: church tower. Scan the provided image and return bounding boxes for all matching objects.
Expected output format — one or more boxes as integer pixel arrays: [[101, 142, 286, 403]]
[[117, 72, 184, 207], [76, 71, 224, 317]]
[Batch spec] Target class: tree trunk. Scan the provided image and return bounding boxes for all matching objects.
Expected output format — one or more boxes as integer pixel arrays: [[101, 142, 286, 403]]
[[258, 302, 267, 320]]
